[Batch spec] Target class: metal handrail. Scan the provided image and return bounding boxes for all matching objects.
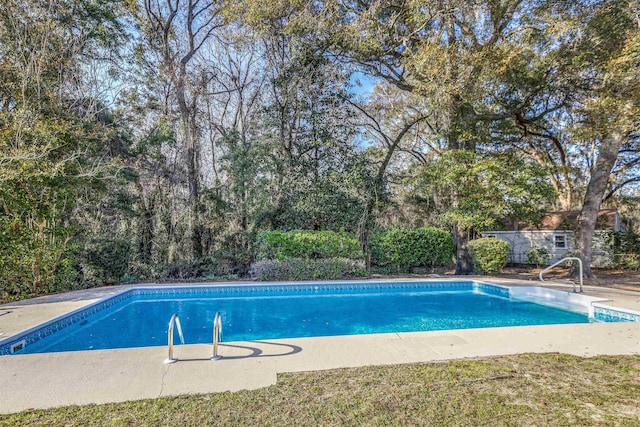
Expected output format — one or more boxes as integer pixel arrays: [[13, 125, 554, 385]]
[[163, 313, 185, 364], [539, 257, 584, 293], [210, 312, 223, 360]]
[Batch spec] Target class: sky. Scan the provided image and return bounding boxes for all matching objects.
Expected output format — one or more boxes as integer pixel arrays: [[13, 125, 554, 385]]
[[348, 72, 378, 99]]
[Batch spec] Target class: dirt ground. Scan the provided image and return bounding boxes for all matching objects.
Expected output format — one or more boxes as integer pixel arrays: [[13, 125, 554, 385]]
[[493, 266, 640, 291]]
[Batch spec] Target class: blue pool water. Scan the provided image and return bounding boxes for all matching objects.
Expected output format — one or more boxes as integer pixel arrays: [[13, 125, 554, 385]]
[[5, 281, 603, 355]]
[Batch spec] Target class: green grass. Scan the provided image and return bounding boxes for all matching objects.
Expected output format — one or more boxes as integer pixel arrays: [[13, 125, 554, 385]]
[[2, 353, 639, 426]]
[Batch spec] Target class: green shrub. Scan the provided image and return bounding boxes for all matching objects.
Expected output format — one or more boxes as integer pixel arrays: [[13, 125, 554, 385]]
[[611, 232, 640, 271], [51, 249, 82, 293], [469, 237, 509, 274], [613, 253, 640, 271], [370, 227, 454, 272], [126, 259, 159, 282], [249, 258, 368, 281], [527, 246, 550, 267], [0, 216, 78, 300], [255, 230, 363, 261], [611, 231, 640, 254], [81, 238, 131, 286]]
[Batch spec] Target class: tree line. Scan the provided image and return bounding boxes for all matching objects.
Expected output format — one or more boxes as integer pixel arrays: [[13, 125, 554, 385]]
[[0, 0, 638, 299]]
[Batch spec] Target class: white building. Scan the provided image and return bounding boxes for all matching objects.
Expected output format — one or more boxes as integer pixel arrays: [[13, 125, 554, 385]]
[[483, 209, 626, 267]]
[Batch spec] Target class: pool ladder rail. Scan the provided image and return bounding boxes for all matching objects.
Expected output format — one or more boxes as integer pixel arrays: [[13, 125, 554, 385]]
[[539, 257, 584, 293], [163, 313, 184, 364], [210, 311, 223, 360], [163, 312, 223, 364]]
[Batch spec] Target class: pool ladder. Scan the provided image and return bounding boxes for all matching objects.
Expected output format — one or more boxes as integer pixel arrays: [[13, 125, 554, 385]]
[[163, 312, 223, 364], [163, 314, 184, 364], [539, 257, 584, 293], [210, 312, 223, 361]]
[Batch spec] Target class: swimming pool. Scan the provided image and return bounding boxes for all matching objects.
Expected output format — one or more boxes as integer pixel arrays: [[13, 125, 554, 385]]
[[1, 281, 638, 355]]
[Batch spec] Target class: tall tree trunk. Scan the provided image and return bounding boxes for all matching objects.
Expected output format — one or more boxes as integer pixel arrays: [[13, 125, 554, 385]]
[[359, 174, 384, 272], [177, 73, 202, 260], [453, 225, 474, 275], [137, 186, 155, 263], [574, 131, 624, 278], [444, 10, 476, 274], [448, 119, 475, 274], [185, 123, 202, 259]]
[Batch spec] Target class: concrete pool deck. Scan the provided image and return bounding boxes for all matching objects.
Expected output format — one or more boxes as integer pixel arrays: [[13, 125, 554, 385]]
[[0, 278, 639, 414]]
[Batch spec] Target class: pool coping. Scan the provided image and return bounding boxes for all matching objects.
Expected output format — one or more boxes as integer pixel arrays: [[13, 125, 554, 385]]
[[0, 277, 639, 414]]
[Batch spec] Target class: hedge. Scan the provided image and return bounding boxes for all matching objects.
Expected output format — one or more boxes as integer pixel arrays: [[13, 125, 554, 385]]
[[249, 258, 368, 281], [82, 238, 132, 286], [370, 227, 454, 272], [611, 231, 640, 254], [469, 237, 509, 274], [611, 232, 640, 270], [255, 230, 363, 261]]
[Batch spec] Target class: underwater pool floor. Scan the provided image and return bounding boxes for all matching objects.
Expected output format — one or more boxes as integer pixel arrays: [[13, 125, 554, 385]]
[[0, 278, 639, 414]]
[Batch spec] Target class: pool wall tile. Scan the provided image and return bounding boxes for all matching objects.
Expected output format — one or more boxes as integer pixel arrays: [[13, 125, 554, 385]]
[[129, 281, 478, 299], [592, 304, 640, 323], [473, 282, 510, 298]]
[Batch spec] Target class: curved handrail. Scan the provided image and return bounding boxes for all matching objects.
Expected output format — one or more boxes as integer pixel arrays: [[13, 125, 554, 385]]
[[210, 311, 223, 360], [539, 257, 583, 293], [164, 313, 185, 364]]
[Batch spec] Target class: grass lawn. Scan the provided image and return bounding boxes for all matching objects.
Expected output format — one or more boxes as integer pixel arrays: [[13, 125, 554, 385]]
[[2, 353, 639, 426]]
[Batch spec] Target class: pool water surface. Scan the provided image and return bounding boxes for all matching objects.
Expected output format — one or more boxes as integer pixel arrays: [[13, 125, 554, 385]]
[[4, 281, 605, 355]]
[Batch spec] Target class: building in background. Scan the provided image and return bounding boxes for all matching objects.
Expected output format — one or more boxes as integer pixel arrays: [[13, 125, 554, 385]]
[[483, 209, 627, 267]]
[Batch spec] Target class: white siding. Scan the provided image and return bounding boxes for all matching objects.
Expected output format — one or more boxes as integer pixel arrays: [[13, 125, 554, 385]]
[[482, 230, 613, 267]]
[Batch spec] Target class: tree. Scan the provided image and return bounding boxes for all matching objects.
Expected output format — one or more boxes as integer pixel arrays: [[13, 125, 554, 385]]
[[487, 0, 640, 276], [138, 0, 225, 259], [312, 0, 582, 272], [573, 2, 640, 277], [0, 0, 128, 298], [238, 10, 366, 234], [414, 149, 554, 240], [343, 85, 431, 268]]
